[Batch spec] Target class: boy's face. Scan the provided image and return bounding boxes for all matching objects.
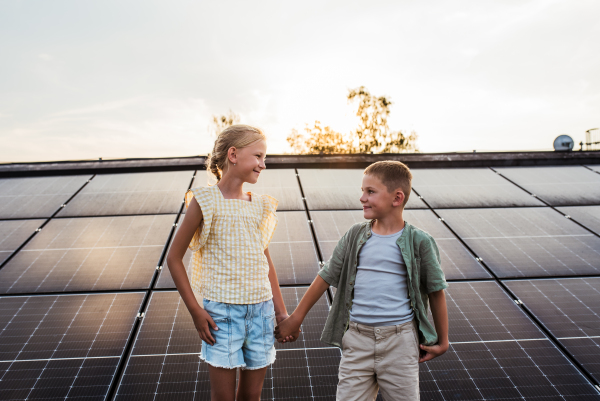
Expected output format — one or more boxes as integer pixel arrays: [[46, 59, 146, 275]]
[[360, 174, 406, 220]]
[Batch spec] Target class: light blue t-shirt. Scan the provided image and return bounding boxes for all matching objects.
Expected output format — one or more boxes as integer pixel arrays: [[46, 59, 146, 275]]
[[349, 227, 414, 327]]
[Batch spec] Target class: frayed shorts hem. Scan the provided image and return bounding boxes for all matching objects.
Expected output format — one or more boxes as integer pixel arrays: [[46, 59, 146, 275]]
[[199, 354, 276, 370]]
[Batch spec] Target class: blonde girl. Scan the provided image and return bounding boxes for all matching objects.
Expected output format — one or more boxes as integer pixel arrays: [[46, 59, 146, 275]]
[[167, 125, 299, 400]]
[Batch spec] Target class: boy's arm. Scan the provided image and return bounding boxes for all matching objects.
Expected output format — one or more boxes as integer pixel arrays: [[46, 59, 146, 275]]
[[274, 275, 330, 342], [419, 289, 449, 363], [166, 197, 218, 345]]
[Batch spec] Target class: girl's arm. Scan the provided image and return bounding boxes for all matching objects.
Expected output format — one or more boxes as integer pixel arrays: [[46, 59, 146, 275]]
[[265, 247, 288, 322], [166, 197, 218, 345]]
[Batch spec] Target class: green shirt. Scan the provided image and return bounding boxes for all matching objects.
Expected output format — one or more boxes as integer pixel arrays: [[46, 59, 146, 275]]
[[317, 220, 448, 348]]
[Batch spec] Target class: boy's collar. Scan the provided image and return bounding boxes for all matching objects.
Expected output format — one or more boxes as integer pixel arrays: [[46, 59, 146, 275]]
[[365, 219, 411, 238]]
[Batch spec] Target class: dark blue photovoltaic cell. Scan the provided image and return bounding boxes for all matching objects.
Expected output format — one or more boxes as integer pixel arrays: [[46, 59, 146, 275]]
[[411, 168, 545, 208], [0, 175, 91, 219], [505, 278, 600, 383], [58, 171, 193, 216], [497, 166, 600, 206], [439, 207, 600, 278]]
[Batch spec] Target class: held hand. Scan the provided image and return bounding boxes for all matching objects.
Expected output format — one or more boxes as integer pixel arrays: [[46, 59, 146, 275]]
[[191, 307, 218, 346], [274, 314, 302, 343], [418, 342, 448, 363]]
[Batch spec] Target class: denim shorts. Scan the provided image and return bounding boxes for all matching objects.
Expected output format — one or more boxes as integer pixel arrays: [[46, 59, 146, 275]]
[[201, 298, 276, 370]]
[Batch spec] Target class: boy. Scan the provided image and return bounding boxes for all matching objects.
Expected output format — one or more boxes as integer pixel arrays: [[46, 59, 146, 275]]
[[275, 161, 449, 401]]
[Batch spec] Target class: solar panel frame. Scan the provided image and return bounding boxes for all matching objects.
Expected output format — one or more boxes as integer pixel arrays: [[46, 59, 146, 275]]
[[505, 278, 600, 383], [297, 169, 426, 210], [310, 210, 491, 280], [58, 171, 193, 217], [587, 165, 600, 174], [438, 207, 600, 278], [496, 166, 600, 206], [0, 215, 175, 294], [0, 219, 44, 265], [0, 175, 91, 219], [411, 168, 545, 208]]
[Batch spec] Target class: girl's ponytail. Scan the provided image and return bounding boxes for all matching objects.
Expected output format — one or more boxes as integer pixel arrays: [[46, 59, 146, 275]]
[[205, 124, 266, 184]]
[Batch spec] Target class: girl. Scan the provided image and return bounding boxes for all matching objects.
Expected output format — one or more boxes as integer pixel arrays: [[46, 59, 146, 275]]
[[167, 125, 299, 401]]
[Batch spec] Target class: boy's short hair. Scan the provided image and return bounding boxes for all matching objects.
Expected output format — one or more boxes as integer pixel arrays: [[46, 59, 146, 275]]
[[364, 161, 412, 206]]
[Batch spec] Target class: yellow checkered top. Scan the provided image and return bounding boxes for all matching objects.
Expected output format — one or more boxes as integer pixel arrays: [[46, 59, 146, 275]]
[[185, 184, 278, 304]]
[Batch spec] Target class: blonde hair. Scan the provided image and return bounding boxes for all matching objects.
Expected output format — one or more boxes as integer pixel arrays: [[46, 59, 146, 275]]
[[364, 161, 412, 206], [206, 124, 266, 182]]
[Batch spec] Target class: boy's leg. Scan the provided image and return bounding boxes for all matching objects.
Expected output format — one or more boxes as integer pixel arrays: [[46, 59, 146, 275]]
[[337, 322, 379, 401], [375, 320, 420, 401]]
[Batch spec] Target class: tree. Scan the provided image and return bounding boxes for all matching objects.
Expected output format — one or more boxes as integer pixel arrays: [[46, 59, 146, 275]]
[[210, 109, 240, 137], [286, 86, 418, 154], [287, 121, 353, 154]]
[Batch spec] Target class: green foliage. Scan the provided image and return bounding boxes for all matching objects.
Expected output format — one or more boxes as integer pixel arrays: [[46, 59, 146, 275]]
[[287, 86, 418, 154]]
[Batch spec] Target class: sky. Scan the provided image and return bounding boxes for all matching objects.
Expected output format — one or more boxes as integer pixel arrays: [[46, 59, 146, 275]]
[[1, 0, 599, 162]]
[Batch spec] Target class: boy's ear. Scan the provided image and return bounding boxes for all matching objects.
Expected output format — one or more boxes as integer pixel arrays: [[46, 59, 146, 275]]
[[393, 189, 405, 207]]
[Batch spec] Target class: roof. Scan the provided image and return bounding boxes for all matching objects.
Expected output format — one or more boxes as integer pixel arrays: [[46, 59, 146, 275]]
[[0, 151, 600, 400]]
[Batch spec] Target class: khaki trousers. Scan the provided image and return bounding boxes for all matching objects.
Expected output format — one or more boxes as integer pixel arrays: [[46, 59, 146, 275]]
[[337, 320, 420, 401]]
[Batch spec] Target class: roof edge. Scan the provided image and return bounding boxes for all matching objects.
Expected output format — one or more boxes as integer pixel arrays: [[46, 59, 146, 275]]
[[1, 151, 599, 177]]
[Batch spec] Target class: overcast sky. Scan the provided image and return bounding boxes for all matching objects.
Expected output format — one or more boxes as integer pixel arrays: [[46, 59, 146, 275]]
[[1, 0, 598, 162]]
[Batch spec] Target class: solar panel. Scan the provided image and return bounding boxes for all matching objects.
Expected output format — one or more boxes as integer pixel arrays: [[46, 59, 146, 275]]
[[297, 169, 426, 210], [58, 171, 193, 216], [438, 207, 600, 278], [496, 166, 600, 206], [0, 292, 144, 400], [0, 175, 91, 219], [587, 165, 600, 174], [411, 168, 545, 208], [0, 215, 174, 294], [115, 288, 336, 400], [268, 211, 320, 285], [243, 169, 305, 211], [0, 219, 44, 265], [558, 205, 600, 235], [418, 281, 599, 399], [310, 210, 491, 280], [506, 278, 600, 382]]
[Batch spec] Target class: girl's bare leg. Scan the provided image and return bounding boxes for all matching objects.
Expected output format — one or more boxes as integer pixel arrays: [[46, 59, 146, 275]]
[[208, 366, 237, 401], [237, 367, 268, 401]]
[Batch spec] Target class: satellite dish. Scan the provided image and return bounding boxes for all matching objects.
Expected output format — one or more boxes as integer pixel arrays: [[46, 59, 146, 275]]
[[553, 135, 574, 152]]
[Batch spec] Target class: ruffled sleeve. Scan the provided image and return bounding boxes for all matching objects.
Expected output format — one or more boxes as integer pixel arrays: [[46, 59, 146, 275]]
[[259, 194, 278, 249], [185, 187, 214, 252]]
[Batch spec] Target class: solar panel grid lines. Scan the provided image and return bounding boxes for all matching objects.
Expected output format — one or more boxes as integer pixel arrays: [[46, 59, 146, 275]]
[[0, 175, 93, 219], [410, 167, 546, 209], [58, 171, 194, 217], [558, 206, 600, 237], [419, 281, 600, 400], [438, 207, 600, 278], [496, 166, 600, 207], [0, 219, 45, 267], [310, 209, 491, 280], [297, 168, 427, 210], [505, 278, 600, 384], [0, 214, 176, 294], [0, 292, 144, 401]]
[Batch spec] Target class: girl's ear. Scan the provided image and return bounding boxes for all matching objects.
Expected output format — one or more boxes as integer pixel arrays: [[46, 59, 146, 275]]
[[227, 147, 237, 164]]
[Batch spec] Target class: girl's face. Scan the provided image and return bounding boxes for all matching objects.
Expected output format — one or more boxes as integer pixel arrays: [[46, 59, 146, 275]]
[[229, 139, 267, 184]]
